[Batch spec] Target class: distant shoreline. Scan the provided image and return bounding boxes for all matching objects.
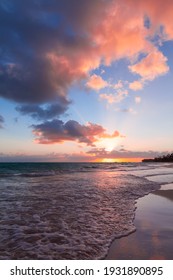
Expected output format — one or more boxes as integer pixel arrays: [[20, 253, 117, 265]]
[[142, 153, 173, 163]]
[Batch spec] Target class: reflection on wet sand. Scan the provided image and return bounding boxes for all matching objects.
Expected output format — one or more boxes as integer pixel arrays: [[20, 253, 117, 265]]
[[106, 188, 173, 260], [154, 190, 173, 202]]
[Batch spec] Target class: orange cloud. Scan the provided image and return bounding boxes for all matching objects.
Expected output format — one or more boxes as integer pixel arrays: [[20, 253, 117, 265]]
[[129, 50, 169, 81], [101, 130, 124, 139], [86, 74, 108, 90]]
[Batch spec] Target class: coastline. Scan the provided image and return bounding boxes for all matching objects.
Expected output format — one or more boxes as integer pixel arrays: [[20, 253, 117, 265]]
[[106, 182, 173, 260]]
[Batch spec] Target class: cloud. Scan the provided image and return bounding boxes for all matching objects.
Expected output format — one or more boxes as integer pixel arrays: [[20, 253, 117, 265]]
[[0, 149, 169, 162], [100, 90, 128, 104], [0, 0, 172, 108], [113, 80, 124, 89], [129, 50, 169, 81], [0, 0, 173, 145], [129, 80, 144, 91], [0, 153, 71, 162], [87, 148, 167, 160], [86, 74, 108, 91], [32, 119, 122, 146], [0, 1, 100, 105], [135, 96, 141, 104], [0, 58, 72, 104], [16, 102, 70, 120], [140, 0, 173, 40], [0, 115, 4, 128], [115, 108, 137, 114]]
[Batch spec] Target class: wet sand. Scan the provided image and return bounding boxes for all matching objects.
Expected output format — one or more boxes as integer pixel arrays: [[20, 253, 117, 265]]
[[106, 183, 173, 260]]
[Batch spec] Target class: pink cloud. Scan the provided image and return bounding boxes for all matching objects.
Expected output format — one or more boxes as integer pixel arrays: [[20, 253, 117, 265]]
[[86, 74, 108, 91], [42, 0, 172, 100], [129, 80, 144, 91], [135, 96, 141, 104], [113, 80, 124, 89], [129, 50, 169, 81], [100, 90, 128, 104], [139, 0, 173, 40]]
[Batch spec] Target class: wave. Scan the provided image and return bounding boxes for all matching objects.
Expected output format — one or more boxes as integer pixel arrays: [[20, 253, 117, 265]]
[[0, 169, 160, 260], [0, 172, 56, 178]]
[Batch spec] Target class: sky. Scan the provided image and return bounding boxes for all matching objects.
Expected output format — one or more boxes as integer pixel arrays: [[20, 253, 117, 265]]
[[0, 0, 173, 162]]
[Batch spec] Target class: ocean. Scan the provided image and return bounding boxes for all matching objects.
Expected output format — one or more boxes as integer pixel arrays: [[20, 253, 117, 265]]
[[0, 162, 172, 259]]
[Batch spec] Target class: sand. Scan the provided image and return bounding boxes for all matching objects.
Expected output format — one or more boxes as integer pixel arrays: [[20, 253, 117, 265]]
[[106, 184, 173, 260]]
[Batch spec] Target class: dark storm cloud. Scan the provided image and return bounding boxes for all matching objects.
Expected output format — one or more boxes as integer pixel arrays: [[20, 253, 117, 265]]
[[0, 59, 70, 104], [0, 1, 83, 103], [0, 114, 4, 128], [0, 0, 102, 104], [16, 102, 70, 120]]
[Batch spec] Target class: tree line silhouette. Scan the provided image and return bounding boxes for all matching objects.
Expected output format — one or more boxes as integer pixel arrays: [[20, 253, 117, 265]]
[[142, 153, 173, 162]]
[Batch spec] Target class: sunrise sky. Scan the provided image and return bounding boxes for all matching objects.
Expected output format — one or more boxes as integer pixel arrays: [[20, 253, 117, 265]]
[[0, 0, 173, 162]]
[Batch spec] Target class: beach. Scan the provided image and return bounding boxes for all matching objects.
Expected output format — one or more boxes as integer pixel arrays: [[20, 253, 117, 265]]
[[106, 174, 173, 260]]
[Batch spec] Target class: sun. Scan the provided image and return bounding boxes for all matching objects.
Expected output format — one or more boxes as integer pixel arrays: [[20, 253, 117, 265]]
[[102, 158, 116, 163], [101, 157, 142, 163], [96, 138, 120, 152]]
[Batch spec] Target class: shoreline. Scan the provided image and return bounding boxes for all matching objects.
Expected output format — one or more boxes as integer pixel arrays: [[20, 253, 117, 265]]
[[106, 182, 173, 259]]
